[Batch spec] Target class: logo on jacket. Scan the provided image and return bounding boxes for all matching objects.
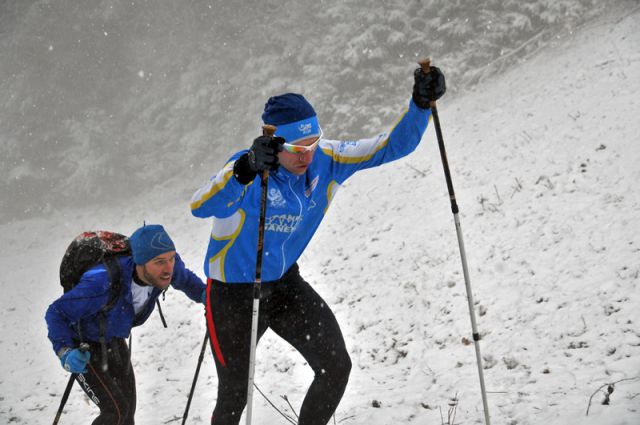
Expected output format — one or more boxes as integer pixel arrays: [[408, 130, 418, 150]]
[[338, 141, 358, 153], [268, 188, 286, 208], [305, 175, 319, 198], [266, 214, 302, 233]]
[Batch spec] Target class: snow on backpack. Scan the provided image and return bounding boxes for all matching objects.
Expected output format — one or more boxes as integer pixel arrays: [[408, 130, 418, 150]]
[[60, 230, 131, 304], [59, 231, 131, 371]]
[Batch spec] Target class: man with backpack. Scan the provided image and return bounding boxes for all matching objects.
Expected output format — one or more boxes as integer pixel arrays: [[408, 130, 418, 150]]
[[45, 224, 206, 425], [190, 65, 445, 424]]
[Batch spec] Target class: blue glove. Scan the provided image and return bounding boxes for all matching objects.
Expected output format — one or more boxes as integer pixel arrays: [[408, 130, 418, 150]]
[[200, 289, 207, 305], [60, 348, 91, 374]]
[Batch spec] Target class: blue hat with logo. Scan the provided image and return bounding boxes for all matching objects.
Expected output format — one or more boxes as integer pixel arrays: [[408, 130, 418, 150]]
[[262, 93, 321, 144], [129, 224, 176, 265]]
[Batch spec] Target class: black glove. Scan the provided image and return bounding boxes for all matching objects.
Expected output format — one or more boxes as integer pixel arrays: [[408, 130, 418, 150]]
[[412, 65, 446, 109], [233, 136, 284, 184]]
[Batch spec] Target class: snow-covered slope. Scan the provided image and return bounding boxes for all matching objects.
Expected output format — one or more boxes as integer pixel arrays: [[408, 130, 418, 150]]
[[1, 5, 638, 425]]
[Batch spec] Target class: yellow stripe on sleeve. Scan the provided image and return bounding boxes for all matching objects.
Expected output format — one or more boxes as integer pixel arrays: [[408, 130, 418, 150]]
[[190, 167, 235, 211], [322, 108, 408, 164], [208, 209, 246, 282]]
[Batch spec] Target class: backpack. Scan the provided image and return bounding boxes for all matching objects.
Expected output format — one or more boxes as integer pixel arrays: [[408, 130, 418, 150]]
[[60, 231, 131, 306], [59, 231, 131, 371]]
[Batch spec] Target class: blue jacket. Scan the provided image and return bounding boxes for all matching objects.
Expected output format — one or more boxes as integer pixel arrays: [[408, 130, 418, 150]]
[[45, 254, 206, 354], [190, 99, 431, 282]]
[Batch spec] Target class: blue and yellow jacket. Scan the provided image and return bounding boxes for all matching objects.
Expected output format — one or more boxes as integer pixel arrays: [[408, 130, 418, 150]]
[[45, 254, 206, 354], [190, 99, 431, 283]]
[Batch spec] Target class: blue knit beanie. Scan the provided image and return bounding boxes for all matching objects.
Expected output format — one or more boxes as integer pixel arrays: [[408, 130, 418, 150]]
[[129, 224, 176, 265], [262, 93, 321, 144]]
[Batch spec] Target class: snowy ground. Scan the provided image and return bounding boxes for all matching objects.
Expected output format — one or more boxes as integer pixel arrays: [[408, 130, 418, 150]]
[[1, 5, 639, 425]]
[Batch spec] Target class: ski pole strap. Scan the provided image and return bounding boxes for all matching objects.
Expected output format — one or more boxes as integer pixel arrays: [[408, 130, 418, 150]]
[[156, 299, 168, 328]]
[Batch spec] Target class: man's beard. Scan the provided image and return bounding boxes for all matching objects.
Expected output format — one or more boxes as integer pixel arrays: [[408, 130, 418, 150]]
[[142, 266, 172, 289]]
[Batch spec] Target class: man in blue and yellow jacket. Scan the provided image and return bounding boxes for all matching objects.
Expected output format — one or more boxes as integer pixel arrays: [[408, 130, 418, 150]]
[[191, 65, 445, 425], [45, 224, 206, 425]]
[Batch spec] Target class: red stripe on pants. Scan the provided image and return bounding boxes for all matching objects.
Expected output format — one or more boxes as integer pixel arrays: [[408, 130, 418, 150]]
[[206, 278, 226, 367]]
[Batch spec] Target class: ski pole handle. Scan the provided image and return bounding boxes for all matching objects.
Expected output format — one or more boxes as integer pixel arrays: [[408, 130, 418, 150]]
[[261, 124, 277, 179], [418, 57, 431, 73], [262, 124, 277, 137], [258, 123, 278, 180], [417, 57, 437, 109]]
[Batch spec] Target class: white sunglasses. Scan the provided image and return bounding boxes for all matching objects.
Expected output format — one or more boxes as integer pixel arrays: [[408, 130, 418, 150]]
[[281, 129, 324, 153]]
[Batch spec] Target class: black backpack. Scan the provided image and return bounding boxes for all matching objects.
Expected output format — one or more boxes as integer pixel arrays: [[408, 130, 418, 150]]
[[59, 231, 131, 371], [60, 231, 131, 308]]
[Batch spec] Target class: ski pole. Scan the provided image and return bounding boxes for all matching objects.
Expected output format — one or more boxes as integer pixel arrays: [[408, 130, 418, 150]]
[[419, 58, 491, 425], [52, 342, 90, 425], [52, 374, 75, 425], [246, 124, 277, 425], [182, 331, 209, 425]]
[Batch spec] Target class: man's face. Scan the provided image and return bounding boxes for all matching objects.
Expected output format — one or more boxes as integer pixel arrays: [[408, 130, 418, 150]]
[[277, 135, 321, 175], [138, 251, 176, 290]]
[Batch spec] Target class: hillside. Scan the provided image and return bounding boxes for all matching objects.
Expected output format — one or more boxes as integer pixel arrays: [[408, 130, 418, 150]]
[[0, 0, 615, 222]]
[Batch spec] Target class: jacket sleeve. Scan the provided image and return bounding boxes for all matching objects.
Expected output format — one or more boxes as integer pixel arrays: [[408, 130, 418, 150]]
[[170, 254, 207, 303], [322, 98, 431, 183], [44, 268, 111, 354], [190, 152, 254, 219]]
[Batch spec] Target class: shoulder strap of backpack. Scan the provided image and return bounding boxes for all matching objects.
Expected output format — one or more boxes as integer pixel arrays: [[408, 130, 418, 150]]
[[96, 255, 125, 373], [101, 255, 123, 312]]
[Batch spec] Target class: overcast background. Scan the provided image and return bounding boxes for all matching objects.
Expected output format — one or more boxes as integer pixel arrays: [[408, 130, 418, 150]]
[[0, 0, 621, 223], [1, 1, 639, 424]]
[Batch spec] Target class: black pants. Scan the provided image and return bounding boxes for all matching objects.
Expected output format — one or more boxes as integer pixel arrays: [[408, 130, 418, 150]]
[[205, 264, 352, 425], [75, 338, 136, 425]]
